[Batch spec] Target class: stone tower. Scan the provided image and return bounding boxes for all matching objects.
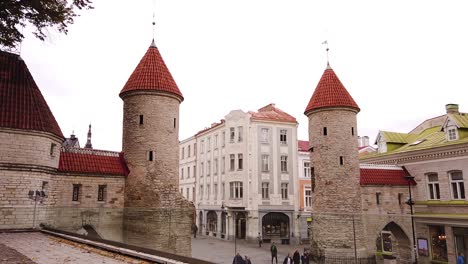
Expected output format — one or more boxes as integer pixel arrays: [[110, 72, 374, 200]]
[[119, 40, 194, 255], [304, 64, 368, 259]]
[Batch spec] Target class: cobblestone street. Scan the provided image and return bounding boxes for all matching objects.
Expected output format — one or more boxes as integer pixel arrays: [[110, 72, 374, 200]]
[[192, 235, 310, 264]]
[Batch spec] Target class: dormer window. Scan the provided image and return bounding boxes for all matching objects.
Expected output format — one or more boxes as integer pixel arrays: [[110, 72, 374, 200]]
[[448, 128, 458, 141]]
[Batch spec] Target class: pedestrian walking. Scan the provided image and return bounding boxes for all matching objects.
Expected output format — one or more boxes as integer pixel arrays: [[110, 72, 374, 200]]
[[292, 250, 300, 264], [283, 253, 293, 264], [257, 232, 263, 247], [233, 252, 246, 264], [245, 255, 252, 264], [301, 250, 310, 264], [458, 252, 465, 264], [270, 242, 278, 264], [192, 224, 198, 238]]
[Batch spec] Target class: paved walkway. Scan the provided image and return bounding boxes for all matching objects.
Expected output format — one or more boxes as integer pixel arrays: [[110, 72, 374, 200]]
[[192, 235, 310, 264], [0, 232, 154, 264]]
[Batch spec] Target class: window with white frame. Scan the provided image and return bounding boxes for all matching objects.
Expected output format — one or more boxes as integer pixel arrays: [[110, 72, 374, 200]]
[[214, 158, 218, 175], [230, 127, 235, 143], [200, 185, 203, 200], [200, 162, 204, 177], [262, 182, 269, 199], [187, 166, 190, 178], [214, 183, 218, 200], [261, 155, 269, 172], [261, 128, 269, 143], [181, 147, 185, 159], [222, 157, 225, 174], [200, 140, 204, 153], [280, 129, 287, 144], [207, 184, 210, 199], [214, 134, 218, 148], [450, 171, 465, 200], [207, 137, 211, 152], [448, 128, 458, 141], [188, 145, 191, 157], [207, 160, 211, 176], [230, 181, 243, 199], [427, 173, 440, 200], [280, 155, 288, 172], [222, 131, 226, 147], [230, 154, 235, 171], [238, 154, 243, 170], [238, 126, 243, 142], [281, 183, 288, 199], [305, 189, 311, 207], [304, 161, 311, 177]]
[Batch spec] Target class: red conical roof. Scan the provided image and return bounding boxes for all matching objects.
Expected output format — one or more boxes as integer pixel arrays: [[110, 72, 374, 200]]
[[119, 40, 183, 101], [304, 65, 359, 115], [0, 51, 64, 138]]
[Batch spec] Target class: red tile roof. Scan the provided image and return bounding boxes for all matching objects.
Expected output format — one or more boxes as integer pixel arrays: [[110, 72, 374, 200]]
[[360, 164, 416, 186], [119, 40, 183, 101], [298, 140, 309, 152], [249, 103, 297, 123], [304, 66, 359, 115], [58, 148, 129, 176], [0, 51, 63, 138]]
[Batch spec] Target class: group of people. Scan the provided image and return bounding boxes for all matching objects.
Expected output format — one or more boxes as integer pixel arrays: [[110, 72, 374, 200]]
[[232, 253, 252, 264], [270, 243, 310, 264]]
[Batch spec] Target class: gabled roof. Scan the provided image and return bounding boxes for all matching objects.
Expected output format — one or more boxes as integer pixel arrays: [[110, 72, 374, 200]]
[[0, 51, 64, 138], [375, 131, 416, 144], [360, 164, 415, 186], [304, 66, 359, 115], [119, 40, 183, 101], [249, 103, 297, 123], [298, 140, 309, 152], [58, 148, 129, 176], [447, 113, 468, 129]]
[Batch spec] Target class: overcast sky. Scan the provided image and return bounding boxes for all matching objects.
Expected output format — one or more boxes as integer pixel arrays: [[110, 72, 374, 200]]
[[19, 0, 468, 152]]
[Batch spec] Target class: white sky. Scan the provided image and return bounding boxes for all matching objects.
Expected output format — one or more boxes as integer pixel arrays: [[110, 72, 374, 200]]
[[19, 0, 468, 152]]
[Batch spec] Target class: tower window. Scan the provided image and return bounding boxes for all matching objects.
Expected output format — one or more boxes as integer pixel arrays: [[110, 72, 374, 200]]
[[174, 118, 176, 128], [340, 156, 344, 165], [50, 143, 56, 156], [351, 127, 354, 136], [98, 185, 106, 202], [148, 151, 154, 161], [376, 192, 381, 205], [323, 127, 328, 136], [139, 115, 144, 125]]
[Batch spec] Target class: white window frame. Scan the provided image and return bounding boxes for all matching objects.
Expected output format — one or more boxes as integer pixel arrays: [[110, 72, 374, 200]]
[[230, 127, 235, 143], [262, 182, 269, 199], [448, 128, 458, 141], [238, 126, 243, 142], [280, 155, 288, 172], [230, 181, 243, 199], [281, 183, 288, 200], [304, 161, 311, 177], [450, 171, 465, 200], [261, 154, 269, 172], [238, 153, 243, 170], [230, 154, 235, 171], [304, 188, 311, 208], [426, 173, 440, 200], [261, 128, 269, 143], [280, 129, 287, 144]]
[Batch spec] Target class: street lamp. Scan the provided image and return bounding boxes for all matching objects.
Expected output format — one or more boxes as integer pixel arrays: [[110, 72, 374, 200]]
[[28, 189, 46, 229], [404, 175, 417, 264]]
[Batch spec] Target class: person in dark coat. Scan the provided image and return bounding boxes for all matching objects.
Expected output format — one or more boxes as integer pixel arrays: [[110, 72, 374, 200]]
[[301, 250, 310, 264], [245, 255, 252, 264], [270, 242, 278, 264], [233, 253, 246, 264], [292, 250, 300, 264], [283, 253, 293, 264]]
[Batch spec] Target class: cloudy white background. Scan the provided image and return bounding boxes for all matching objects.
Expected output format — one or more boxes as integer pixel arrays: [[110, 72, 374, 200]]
[[18, 0, 468, 151]]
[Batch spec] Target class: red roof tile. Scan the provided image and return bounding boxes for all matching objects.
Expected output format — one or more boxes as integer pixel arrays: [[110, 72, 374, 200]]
[[304, 66, 359, 115], [298, 140, 309, 152], [0, 51, 63, 138], [58, 148, 129, 176], [249, 103, 297, 123], [119, 40, 183, 101], [360, 164, 416, 186]]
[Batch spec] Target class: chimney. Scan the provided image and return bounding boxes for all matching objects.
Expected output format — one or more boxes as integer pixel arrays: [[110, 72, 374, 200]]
[[357, 136, 362, 147], [362, 136, 370, 147], [446, 104, 459, 114]]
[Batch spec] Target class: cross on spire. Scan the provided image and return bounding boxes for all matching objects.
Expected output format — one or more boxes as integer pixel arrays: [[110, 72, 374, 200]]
[[322, 40, 330, 68]]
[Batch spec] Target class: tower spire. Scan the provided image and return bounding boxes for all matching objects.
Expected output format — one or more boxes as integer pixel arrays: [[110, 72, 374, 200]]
[[84, 124, 93, 149], [152, 0, 156, 42], [322, 40, 330, 68]]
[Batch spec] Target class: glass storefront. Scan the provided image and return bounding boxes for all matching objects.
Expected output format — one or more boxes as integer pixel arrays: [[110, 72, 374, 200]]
[[429, 225, 448, 262]]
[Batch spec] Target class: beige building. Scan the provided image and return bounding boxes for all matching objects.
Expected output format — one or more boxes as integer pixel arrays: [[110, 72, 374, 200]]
[[361, 103, 468, 264], [179, 136, 197, 202], [180, 104, 302, 244], [0, 40, 193, 256]]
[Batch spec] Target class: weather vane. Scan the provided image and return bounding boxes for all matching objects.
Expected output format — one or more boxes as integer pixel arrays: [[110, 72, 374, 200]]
[[152, 0, 156, 40], [322, 40, 329, 67]]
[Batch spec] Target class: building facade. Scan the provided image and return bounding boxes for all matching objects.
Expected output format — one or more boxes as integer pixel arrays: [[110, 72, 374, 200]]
[[361, 103, 468, 264], [181, 104, 301, 244], [179, 136, 197, 202]]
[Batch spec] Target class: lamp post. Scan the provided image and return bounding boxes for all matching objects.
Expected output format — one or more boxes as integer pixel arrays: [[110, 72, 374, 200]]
[[404, 175, 417, 264]]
